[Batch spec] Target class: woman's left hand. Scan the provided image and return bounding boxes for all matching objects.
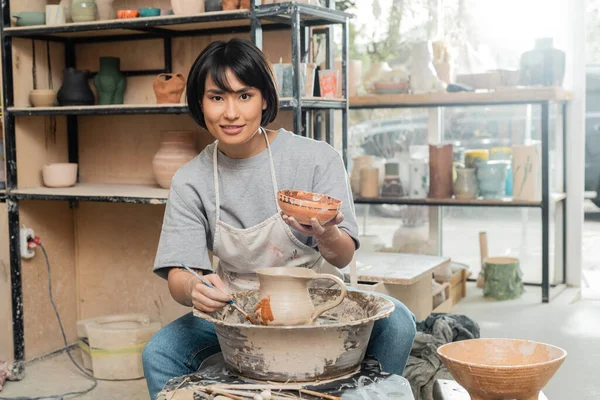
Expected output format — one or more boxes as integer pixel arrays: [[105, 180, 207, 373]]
[[282, 211, 344, 240]]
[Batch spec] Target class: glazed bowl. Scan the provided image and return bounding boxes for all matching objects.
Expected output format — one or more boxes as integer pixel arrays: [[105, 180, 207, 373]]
[[42, 163, 78, 188], [29, 89, 57, 107], [277, 190, 341, 226], [138, 7, 161, 17], [437, 338, 567, 400], [117, 10, 139, 19], [194, 288, 394, 382]]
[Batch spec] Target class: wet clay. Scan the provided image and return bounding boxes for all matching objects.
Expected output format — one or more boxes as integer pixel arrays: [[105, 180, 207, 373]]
[[193, 289, 395, 382], [437, 338, 567, 400]]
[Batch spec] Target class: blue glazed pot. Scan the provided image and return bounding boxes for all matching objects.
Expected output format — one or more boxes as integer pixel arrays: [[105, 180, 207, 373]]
[[476, 160, 509, 199]]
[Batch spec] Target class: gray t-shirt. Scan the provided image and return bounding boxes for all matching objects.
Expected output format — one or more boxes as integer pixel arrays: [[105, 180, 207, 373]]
[[153, 129, 359, 279]]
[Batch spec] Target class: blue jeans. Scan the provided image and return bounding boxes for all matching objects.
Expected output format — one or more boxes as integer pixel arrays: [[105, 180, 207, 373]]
[[142, 291, 416, 399]]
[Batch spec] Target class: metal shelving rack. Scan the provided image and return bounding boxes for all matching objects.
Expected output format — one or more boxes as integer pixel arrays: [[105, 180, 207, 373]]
[[349, 88, 570, 304], [1, 1, 351, 365]]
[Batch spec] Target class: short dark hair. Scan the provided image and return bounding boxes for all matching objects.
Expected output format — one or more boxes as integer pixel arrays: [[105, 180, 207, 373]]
[[186, 38, 279, 129]]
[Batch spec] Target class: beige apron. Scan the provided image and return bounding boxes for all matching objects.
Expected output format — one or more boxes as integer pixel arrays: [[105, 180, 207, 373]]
[[212, 128, 343, 292]]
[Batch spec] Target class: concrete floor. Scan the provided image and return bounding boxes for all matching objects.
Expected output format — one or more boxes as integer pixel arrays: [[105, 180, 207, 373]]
[[2, 203, 599, 399]]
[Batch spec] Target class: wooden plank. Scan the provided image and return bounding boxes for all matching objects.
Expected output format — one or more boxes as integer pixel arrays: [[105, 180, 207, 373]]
[[76, 202, 188, 326], [13, 183, 169, 201], [346, 251, 450, 285], [19, 200, 77, 360], [350, 87, 572, 108]]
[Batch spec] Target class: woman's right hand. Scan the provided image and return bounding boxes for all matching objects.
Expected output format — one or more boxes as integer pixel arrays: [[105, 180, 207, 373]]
[[187, 273, 233, 313]]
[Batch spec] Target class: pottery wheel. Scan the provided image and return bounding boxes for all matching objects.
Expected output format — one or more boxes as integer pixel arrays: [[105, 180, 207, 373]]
[[159, 353, 414, 400]]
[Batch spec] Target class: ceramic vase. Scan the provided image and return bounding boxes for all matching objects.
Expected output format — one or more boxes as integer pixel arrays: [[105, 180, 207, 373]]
[[512, 144, 541, 201], [71, 0, 97, 22], [476, 160, 509, 199], [359, 167, 379, 198], [410, 41, 444, 93], [409, 158, 429, 198], [381, 162, 404, 197], [153, 73, 186, 104], [93, 57, 126, 105], [152, 131, 198, 189], [171, 0, 204, 15], [519, 38, 566, 87], [428, 144, 454, 199], [350, 155, 372, 196], [96, 0, 116, 20], [57, 68, 95, 106], [453, 168, 478, 200]]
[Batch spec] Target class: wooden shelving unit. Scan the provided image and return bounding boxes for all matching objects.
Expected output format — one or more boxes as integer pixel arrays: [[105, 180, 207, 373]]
[[0, 0, 351, 365], [353, 193, 567, 208]]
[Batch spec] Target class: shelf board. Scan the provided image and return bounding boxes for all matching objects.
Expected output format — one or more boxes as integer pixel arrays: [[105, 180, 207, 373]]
[[354, 193, 566, 208], [7, 98, 345, 116], [4, 4, 350, 40], [11, 184, 168, 204], [349, 87, 572, 109]]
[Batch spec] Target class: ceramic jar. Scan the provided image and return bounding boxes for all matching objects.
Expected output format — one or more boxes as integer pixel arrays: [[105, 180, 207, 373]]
[[519, 38, 566, 87], [464, 149, 489, 169], [476, 160, 509, 199], [93, 57, 126, 105], [428, 144, 454, 199], [254, 267, 347, 326], [57, 68, 95, 106], [71, 0, 97, 22], [359, 167, 379, 198], [409, 157, 429, 198], [381, 162, 404, 197], [453, 168, 478, 200], [152, 131, 198, 189], [96, 0, 116, 20], [153, 73, 186, 104], [350, 155, 372, 195], [171, 0, 205, 15]]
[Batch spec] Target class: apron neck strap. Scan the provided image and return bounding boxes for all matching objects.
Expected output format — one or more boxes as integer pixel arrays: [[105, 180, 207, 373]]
[[213, 127, 281, 223]]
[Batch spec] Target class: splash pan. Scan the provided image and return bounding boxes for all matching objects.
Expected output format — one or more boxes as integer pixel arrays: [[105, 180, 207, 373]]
[[193, 288, 394, 382]]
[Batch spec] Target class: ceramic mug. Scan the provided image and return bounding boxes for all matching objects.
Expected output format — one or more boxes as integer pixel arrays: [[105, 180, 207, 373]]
[[46, 6, 66, 25]]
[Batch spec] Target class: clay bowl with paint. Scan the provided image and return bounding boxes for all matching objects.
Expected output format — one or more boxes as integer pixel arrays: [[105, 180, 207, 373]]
[[193, 288, 394, 383], [277, 190, 341, 226], [437, 338, 567, 400]]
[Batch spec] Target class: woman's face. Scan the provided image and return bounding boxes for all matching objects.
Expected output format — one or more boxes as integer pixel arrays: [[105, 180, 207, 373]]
[[201, 68, 266, 147]]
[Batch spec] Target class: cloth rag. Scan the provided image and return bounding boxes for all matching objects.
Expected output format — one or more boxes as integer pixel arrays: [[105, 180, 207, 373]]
[[403, 313, 480, 400]]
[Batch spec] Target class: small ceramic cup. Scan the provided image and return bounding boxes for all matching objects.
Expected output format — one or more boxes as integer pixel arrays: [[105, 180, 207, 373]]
[[117, 10, 139, 19], [138, 7, 161, 17], [318, 69, 339, 98], [45, 5, 66, 25]]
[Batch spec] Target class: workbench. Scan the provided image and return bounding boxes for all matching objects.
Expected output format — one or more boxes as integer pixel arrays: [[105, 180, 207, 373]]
[[342, 251, 451, 320], [158, 353, 414, 400]]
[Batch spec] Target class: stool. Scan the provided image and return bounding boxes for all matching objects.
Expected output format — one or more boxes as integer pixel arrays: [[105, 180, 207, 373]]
[[433, 379, 548, 400]]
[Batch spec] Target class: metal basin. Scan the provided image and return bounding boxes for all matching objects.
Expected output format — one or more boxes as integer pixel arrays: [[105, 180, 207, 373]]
[[193, 288, 394, 382]]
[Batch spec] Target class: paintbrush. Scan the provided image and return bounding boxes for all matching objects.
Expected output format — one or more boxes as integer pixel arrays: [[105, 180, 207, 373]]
[[181, 263, 255, 324]]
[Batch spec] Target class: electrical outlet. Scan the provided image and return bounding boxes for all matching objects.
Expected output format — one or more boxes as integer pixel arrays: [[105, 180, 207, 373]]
[[20, 225, 35, 259]]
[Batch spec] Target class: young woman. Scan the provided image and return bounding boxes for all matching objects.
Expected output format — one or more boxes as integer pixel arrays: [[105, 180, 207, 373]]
[[142, 38, 416, 399]]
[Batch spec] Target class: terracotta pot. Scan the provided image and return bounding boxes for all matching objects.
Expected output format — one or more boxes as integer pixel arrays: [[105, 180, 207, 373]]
[[428, 144, 453, 199], [438, 338, 566, 400], [254, 267, 347, 326], [153, 73, 186, 104], [152, 131, 198, 189], [359, 167, 380, 198], [171, 0, 204, 15], [42, 163, 78, 188], [277, 190, 341, 226]]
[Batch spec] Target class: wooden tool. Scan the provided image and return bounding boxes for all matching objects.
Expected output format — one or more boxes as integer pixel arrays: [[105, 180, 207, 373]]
[[477, 232, 488, 288], [181, 263, 255, 324]]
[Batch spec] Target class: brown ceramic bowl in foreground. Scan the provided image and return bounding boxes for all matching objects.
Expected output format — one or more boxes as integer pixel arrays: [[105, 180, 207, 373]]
[[437, 338, 567, 400], [278, 190, 341, 226]]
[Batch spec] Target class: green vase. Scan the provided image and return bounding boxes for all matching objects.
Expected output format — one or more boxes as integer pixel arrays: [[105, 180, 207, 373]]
[[93, 57, 126, 105]]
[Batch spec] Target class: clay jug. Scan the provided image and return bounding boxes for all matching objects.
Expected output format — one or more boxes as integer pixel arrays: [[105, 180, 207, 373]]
[[453, 168, 478, 200], [153, 73, 186, 104], [171, 0, 205, 15], [152, 131, 198, 189], [93, 57, 126, 105], [254, 267, 347, 326], [57, 68, 95, 106], [428, 143, 453, 199]]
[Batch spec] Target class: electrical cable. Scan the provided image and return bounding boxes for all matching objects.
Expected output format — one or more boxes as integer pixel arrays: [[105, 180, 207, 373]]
[[0, 241, 98, 400]]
